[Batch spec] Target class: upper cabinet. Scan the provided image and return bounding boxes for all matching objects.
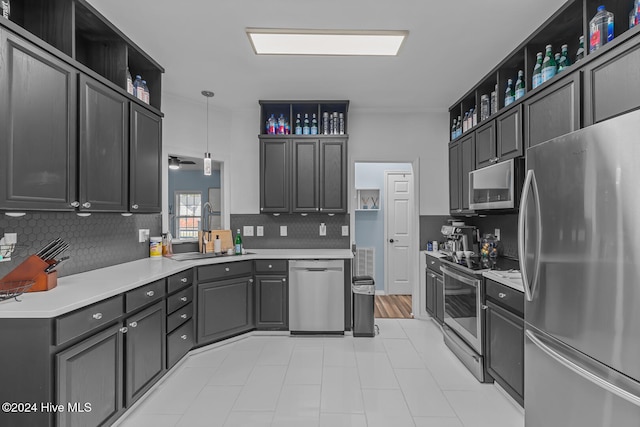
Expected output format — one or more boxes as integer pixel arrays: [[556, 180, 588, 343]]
[[449, 0, 640, 144], [0, 1, 163, 213], [0, 31, 78, 211], [259, 101, 349, 214]]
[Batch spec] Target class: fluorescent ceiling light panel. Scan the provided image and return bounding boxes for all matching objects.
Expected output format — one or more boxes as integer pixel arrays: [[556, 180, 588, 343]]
[[246, 28, 408, 56]]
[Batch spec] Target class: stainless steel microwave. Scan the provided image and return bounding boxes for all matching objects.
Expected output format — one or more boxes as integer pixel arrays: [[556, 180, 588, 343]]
[[468, 158, 524, 210]]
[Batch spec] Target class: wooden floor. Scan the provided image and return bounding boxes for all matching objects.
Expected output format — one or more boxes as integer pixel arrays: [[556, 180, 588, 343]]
[[374, 295, 413, 319]]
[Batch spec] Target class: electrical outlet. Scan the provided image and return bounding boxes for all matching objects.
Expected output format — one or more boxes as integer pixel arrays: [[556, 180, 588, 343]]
[[280, 226, 287, 237], [319, 223, 326, 236], [342, 225, 349, 236], [243, 226, 254, 237], [494, 228, 501, 240], [138, 229, 149, 243], [256, 226, 264, 237]]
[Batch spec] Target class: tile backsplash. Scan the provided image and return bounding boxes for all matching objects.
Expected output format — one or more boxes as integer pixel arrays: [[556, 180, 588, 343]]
[[230, 214, 350, 249], [0, 212, 161, 278]]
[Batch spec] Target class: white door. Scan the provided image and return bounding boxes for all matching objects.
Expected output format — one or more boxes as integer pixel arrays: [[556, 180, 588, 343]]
[[385, 171, 413, 295]]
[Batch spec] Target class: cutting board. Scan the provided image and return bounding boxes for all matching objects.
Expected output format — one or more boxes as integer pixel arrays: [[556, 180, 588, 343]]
[[198, 229, 233, 253]]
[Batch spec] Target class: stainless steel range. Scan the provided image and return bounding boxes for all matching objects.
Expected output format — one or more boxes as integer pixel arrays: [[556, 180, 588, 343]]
[[440, 253, 519, 383]]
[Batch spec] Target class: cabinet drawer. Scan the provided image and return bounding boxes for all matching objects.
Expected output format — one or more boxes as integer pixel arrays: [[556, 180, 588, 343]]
[[167, 269, 193, 294], [126, 279, 166, 313], [254, 260, 288, 274], [485, 279, 524, 316], [197, 261, 253, 282], [56, 295, 123, 345], [167, 302, 193, 332], [167, 286, 193, 314], [426, 256, 442, 273], [167, 319, 194, 368]]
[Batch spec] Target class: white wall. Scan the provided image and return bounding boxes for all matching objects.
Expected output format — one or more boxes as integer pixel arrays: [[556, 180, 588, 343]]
[[160, 95, 450, 219]]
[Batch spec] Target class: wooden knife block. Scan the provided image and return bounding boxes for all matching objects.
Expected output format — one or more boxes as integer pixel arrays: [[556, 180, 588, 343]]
[[0, 255, 58, 292], [198, 230, 233, 253]]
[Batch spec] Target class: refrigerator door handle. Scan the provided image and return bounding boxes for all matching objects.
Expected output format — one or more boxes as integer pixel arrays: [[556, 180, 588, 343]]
[[518, 169, 542, 302], [526, 330, 640, 408]]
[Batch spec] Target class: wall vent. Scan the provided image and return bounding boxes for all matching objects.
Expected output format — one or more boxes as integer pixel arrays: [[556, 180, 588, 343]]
[[355, 247, 375, 278]]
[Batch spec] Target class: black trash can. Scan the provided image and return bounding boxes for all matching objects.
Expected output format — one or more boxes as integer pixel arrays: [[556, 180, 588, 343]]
[[352, 275, 375, 337]]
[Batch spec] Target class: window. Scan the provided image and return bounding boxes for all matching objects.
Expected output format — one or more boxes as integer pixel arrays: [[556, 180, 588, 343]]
[[175, 192, 202, 240]]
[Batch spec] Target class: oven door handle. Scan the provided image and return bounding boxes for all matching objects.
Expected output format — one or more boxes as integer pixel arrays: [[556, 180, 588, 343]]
[[440, 265, 479, 287]]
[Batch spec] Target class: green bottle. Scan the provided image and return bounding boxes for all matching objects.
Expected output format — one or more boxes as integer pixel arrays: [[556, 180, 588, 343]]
[[557, 44, 571, 72], [504, 79, 515, 106], [541, 44, 557, 84], [515, 70, 526, 100], [532, 52, 543, 89], [235, 229, 242, 255]]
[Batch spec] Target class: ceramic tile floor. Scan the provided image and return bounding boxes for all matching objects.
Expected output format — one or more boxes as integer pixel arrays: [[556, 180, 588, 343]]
[[114, 318, 523, 427]]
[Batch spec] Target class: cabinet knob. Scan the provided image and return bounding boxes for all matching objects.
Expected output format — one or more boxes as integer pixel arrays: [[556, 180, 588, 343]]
[[430, 273, 436, 278], [132, 204, 139, 210], [129, 321, 138, 328], [181, 334, 188, 340], [180, 296, 188, 302], [70, 201, 80, 208], [481, 305, 488, 310], [319, 208, 323, 211], [457, 209, 463, 213], [225, 267, 230, 272], [146, 290, 155, 297], [430, 260, 435, 265], [181, 277, 188, 283], [92, 312, 103, 320], [180, 314, 187, 319], [119, 327, 128, 334], [249, 279, 254, 283], [498, 292, 507, 299], [282, 278, 286, 282], [268, 264, 272, 269], [82, 202, 91, 208]]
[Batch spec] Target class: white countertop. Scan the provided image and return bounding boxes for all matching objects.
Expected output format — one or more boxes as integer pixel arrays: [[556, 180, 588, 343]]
[[0, 249, 353, 319], [483, 270, 525, 293]]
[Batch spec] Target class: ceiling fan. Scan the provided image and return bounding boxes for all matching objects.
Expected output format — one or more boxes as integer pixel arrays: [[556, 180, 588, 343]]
[[168, 156, 196, 170]]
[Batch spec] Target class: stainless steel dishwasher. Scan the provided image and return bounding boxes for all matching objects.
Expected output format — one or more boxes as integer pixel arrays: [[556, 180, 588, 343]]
[[289, 259, 345, 334]]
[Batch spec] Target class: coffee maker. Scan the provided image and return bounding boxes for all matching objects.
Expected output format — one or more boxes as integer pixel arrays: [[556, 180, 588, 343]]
[[441, 224, 479, 255]]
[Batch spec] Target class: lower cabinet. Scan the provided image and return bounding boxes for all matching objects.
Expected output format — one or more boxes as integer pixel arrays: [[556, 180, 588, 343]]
[[255, 275, 288, 330], [56, 325, 124, 427], [425, 269, 444, 325], [197, 276, 255, 345], [167, 320, 195, 368], [124, 302, 166, 406]]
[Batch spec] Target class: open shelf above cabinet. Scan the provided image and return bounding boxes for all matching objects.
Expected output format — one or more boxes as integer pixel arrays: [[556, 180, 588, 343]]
[[356, 189, 380, 211], [259, 100, 349, 136]]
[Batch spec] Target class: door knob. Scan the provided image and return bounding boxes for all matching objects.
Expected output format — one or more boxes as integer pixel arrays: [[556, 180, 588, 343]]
[[389, 239, 394, 243]]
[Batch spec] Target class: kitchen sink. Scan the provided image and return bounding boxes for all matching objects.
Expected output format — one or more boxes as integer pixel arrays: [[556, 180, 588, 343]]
[[170, 251, 254, 261]]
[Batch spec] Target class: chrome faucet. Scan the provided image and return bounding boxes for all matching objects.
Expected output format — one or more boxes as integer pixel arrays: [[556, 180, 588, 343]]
[[202, 202, 214, 231]]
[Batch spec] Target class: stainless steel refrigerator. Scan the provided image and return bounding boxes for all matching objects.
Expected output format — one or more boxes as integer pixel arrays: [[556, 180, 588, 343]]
[[519, 109, 640, 426]]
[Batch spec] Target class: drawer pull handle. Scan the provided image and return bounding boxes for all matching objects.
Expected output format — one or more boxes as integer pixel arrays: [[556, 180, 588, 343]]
[[181, 334, 188, 340], [92, 313, 103, 320], [181, 277, 188, 283], [498, 292, 507, 299], [119, 327, 128, 334], [181, 314, 187, 319], [146, 290, 155, 297], [180, 296, 188, 302], [225, 267, 230, 272], [129, 321, 138, 328]]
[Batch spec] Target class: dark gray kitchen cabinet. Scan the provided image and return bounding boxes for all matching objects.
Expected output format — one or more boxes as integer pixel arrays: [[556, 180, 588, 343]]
[[435, 275, 445, 325], [255, 260, 289, 330], [78, 74, 129, 212], [129, 103, 162, 213], [124, 301, 166, 406], [260, 137, 290, 213], [496, 105, 523, 161], [0, 29, 77, 211], [292, 139, 319, 213], [474, 121, 496, 169], [197, 276, 255, 345], [56, 324, 124, 427], [425, 270, 437, 317], [583, 37, 640, 126], [524, 73, 581, 149], [425, 256, 444, 325], [319, 139, 347, 213], [449, 133, 475, 215]]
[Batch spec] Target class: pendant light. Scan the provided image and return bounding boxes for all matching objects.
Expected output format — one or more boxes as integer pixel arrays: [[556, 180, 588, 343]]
[[202, 90, 214, 176]]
